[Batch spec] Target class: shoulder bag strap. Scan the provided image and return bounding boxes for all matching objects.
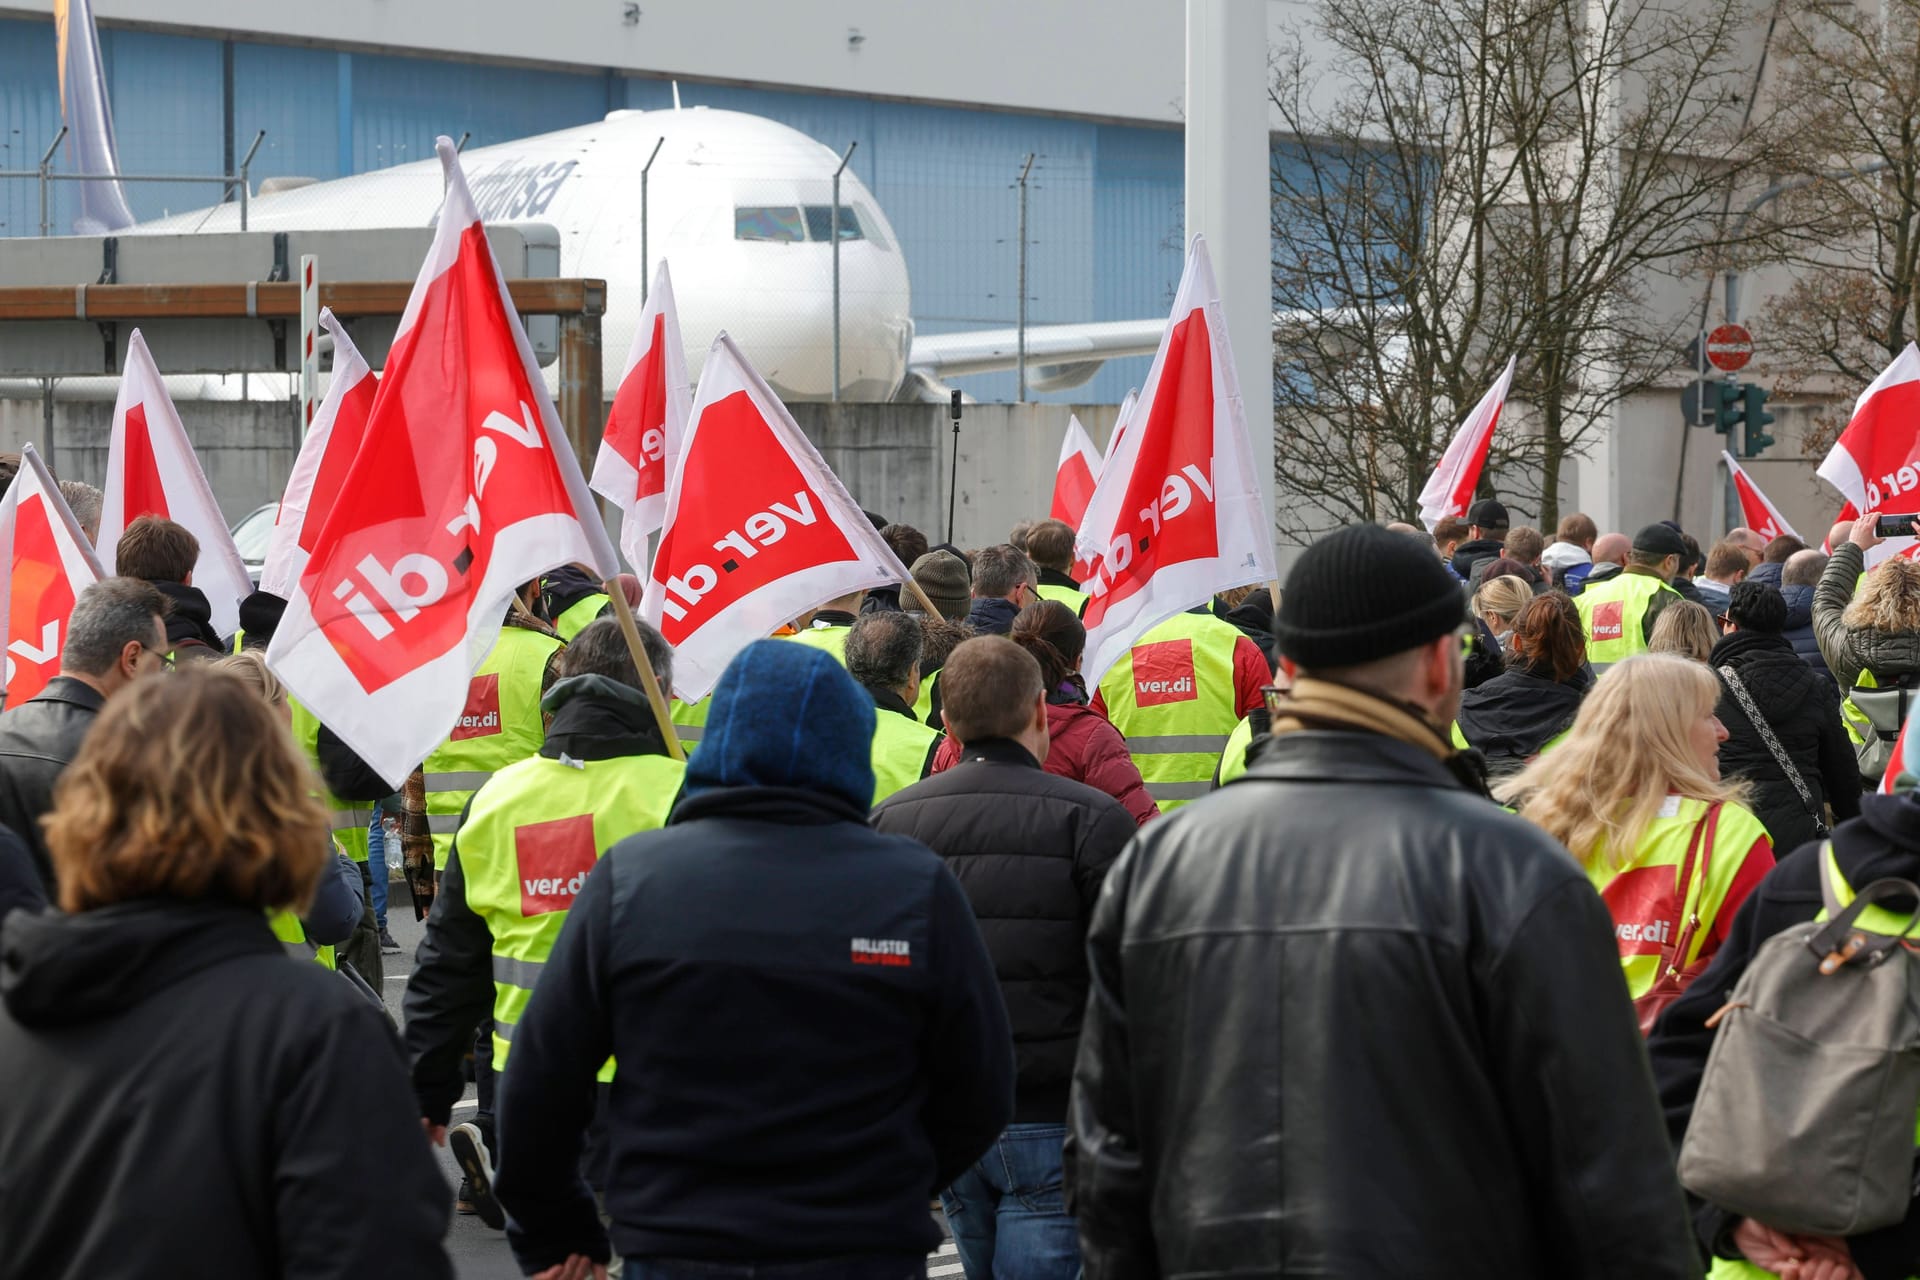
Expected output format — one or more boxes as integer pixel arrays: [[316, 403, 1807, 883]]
[[1718, 665, 1826, 833], [1660, 800, 1722, 979]]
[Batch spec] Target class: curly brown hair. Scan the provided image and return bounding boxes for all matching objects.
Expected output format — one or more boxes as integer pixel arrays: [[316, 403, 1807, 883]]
[[46, 667, 330, 914]]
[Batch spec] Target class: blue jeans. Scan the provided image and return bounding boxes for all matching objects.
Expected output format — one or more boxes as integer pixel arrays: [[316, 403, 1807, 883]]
[[625, 1258, 924, 1280], [940, 1123, 1080, 1280], [365, 811, 389, 931]]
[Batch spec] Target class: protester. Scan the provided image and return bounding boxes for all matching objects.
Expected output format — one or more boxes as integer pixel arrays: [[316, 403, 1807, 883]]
[[1575, 523, 1686, 667], [537, 564, 612, 641], [1212, 583, 1280, 672], [1648, 599, 1719, 663], [1725, 526, 1770, 564], [1448, 497, 1509, 581], [0, 824, 44, 919], [493, 640, 1012, 1279], [114, 513, 226, 659], [1025, 519, 1088, 617], [1651, 785, 1920, 1277], [0, 670, 452, 1278], [1694, 540, 1750, 611], [1471, 525, 1544, 588], [846, 610, 944, 804], [1503, 654, 1775, 1005], [1542, 512, 1598, 589], [928, 600, 1157, 825], [1068, 524, 1699, 1276], [0, 577, 167, 893], [407, 617, 685, 1232], [871, 636, 1133, 1280], [967, 544, 1039, 637], [1575, 530, 1632, 595], [791, 589, 865, 660], [1669, 531, 1707, 604], [1433, 515, 1470, 574], [1472, 573, 1534, 650], [1749, 535, 1808, 589], [910, 549, 972, 624], [863, 524, 930, 614], [1455, 592, 1592, 779], [57, 479, 103, 545], [912, 609, 975, 727], [1709, 582, 1860, 854], [1008, 519, 1036, 553], [1780, 548, 1834, 685], [1813, 512, 1920, 784], [1092, 602, 1267, 812]]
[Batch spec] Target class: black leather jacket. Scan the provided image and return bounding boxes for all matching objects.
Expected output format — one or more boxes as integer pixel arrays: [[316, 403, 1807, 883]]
[[1066, 728, 1703, 1279], [0, 676, 104, 893]]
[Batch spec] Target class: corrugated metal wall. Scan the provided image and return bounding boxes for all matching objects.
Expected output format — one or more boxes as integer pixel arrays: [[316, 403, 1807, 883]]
[[0, 14, 1188, 404]]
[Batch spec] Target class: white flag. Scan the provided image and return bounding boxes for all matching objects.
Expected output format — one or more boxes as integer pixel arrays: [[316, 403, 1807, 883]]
[[1416, 356, 1515, 532], [591, 260, 693, 570], [259, 310, 375, 598], [0, 444, 104, 708]]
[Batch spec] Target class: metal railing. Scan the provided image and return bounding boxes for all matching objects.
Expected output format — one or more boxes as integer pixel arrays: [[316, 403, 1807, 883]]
[[1, 129, 265, 236]]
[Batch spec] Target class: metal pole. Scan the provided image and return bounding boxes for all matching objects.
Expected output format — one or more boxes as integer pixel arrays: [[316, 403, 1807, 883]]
[[830, 141, 857, 403], [37, 126, 67, 237], [237, 129, 263, 230], [640, 137, 664, 303], [41, 378, 54, 473], [1015, 153, 1035, 403]]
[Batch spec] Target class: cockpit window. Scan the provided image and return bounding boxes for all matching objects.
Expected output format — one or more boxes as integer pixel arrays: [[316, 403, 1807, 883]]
[[734, 207, 806, 242], [803, 205, 864, 242]]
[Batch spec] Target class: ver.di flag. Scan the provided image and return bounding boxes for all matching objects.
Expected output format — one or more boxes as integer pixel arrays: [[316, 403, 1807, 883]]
[[642, 332, 914, 701], [1721, 451, 1799, 543], [97, 329, 254, 639], [1049, 414, 1102, 527], [1818, 343, 1920, 567], [1417, 355, 1516, 533], [0, 444, 103, 708], [591, 260, 692, 570], [267, 137, 618, 787], [1073, 235, 1277, 686], [259, 309, 376, 598]]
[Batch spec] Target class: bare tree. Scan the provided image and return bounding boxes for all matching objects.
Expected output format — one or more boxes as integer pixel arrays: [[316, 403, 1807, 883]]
[[1270, 0, 1777, 534]]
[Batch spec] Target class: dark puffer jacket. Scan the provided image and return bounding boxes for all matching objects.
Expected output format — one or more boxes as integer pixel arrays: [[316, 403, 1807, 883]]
[[1455, 661, 1592, 778], [1710, 628, 1861, 853], [1779, 582, 1833, 687], [1650, 796, 1920, 1279], [928, 693, 1159, 827], [1065, 727, 1701, 1278], [872, 737, 1136, 1122]]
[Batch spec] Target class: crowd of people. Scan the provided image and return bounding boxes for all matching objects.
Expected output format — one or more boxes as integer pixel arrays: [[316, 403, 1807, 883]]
[[3, 487, 1920, 1280]]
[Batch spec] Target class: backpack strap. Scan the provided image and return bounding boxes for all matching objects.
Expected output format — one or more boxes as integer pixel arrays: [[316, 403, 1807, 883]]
[[1810, 876, 1920, 973], [1659, 800, 1722, 981]]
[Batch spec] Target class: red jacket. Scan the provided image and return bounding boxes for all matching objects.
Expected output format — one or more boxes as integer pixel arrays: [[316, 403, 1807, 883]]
[[931, 700, 1159, 827]]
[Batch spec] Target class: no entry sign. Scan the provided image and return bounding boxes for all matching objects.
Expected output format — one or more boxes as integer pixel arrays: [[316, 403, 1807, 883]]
[[1707, 324, 1753, 372]]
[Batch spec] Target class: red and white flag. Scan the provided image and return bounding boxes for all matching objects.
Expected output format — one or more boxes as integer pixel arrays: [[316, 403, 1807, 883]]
[[97, 328, 254, 638], [259, 309, 375, 598], [267, 137, 618, 786], [1049, 414, 1102, 527], [1417, 355, 1516, 532], [1819, 343, 1920, 566], [642, 333, 913, 701], [591, 260, 692, 569], [0, 444, 103, 708], [1882, 716, 1911, 795], [1721, 451, 1798, 543], [1103, 389, 1138, 468], [1073, 235, 1277, 686]]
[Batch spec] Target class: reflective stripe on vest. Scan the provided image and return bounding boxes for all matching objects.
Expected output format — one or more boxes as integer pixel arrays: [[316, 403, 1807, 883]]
[[423, 627, 564, 870], [289, 697, 371, 863], [1097, 612, 1242, 812], [1575, 573, 1677, 667], [267, 909, 337, 970], [457, 751, 684, 1073], [1035, 583, 1089, 617], [871, 708, 943, 807], [553, 593, 610, 642], [1585, 796, 1770, 999], [670, 693, 711, 753]]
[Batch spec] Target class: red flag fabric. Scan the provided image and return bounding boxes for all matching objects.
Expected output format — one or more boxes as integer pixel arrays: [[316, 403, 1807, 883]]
[[1721, 451, 1799, 543], [1048, 414, 1102, 526], [1883, 716, 1910, 795], [1073, 235, 1277, 686], [259, 309, 375, 598], [1417, 356, 1516, 532], [0, 444, 103, 708], [641, 333, 913, 700], [267, 136, 618, 786], [591, 260, 692, 569], [1819, 343, 1920, 566], [96, 329, 254, 638]]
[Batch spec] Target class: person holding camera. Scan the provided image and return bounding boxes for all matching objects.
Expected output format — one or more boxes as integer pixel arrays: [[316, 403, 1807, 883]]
[[1812, 511, 1920, 784]]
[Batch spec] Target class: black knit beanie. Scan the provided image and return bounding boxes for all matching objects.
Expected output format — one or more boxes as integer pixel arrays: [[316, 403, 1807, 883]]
[[1275, 524, 1467, 668]]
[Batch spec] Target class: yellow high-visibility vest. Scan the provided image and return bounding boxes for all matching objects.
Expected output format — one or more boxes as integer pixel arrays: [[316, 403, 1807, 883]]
[[1097, 612, 1243, 811], [1575, 572, 1678, 668]]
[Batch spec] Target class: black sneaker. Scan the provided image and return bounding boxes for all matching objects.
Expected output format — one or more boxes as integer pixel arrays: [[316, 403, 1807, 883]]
[[455, 1177, 478, 1215], [449, 1122, 505, 1230], [379, 927, 401, 955]]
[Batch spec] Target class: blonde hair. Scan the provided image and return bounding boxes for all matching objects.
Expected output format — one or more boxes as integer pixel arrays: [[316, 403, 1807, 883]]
[[1843, 558, 1920, 632], [45, 668, 329, 914], [1499, 653, 1748, 870], [213, 650, 286, 707], [1647, 599, 1717, 663], [1473, 575, 1532, 629]]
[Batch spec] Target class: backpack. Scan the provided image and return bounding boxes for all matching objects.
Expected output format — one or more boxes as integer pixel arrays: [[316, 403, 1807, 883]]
[[1847, 675, 1918, 784], [1676, 851, 1920, 1236]]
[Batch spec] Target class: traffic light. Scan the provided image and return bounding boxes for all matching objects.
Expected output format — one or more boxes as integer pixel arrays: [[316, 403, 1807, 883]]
[[1741, 384, 1776, 456], [1715, 380, 1744, 435]]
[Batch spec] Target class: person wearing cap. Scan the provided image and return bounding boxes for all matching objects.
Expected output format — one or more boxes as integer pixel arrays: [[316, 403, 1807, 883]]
[[493, 639, 1012, 1279], [1448, 497, 1510, 582], [1573, 522, 1687, 669], [1066, 524, 1698, 1279], [911, 549, 972, 624]]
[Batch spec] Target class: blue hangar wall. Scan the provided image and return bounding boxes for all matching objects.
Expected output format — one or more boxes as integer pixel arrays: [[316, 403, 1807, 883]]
[[0, 16, 1194, 405]]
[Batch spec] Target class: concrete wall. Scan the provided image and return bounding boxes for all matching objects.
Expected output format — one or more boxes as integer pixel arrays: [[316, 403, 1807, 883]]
[[0, 396, 1132, 562]]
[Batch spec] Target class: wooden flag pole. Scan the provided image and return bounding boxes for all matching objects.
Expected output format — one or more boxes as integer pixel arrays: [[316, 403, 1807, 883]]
[[602, 581, 686, 763], [902, 576, 945, 620]]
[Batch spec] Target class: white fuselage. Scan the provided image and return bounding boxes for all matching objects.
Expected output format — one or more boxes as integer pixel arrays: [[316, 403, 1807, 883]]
[[132, 108, 914, 401]]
